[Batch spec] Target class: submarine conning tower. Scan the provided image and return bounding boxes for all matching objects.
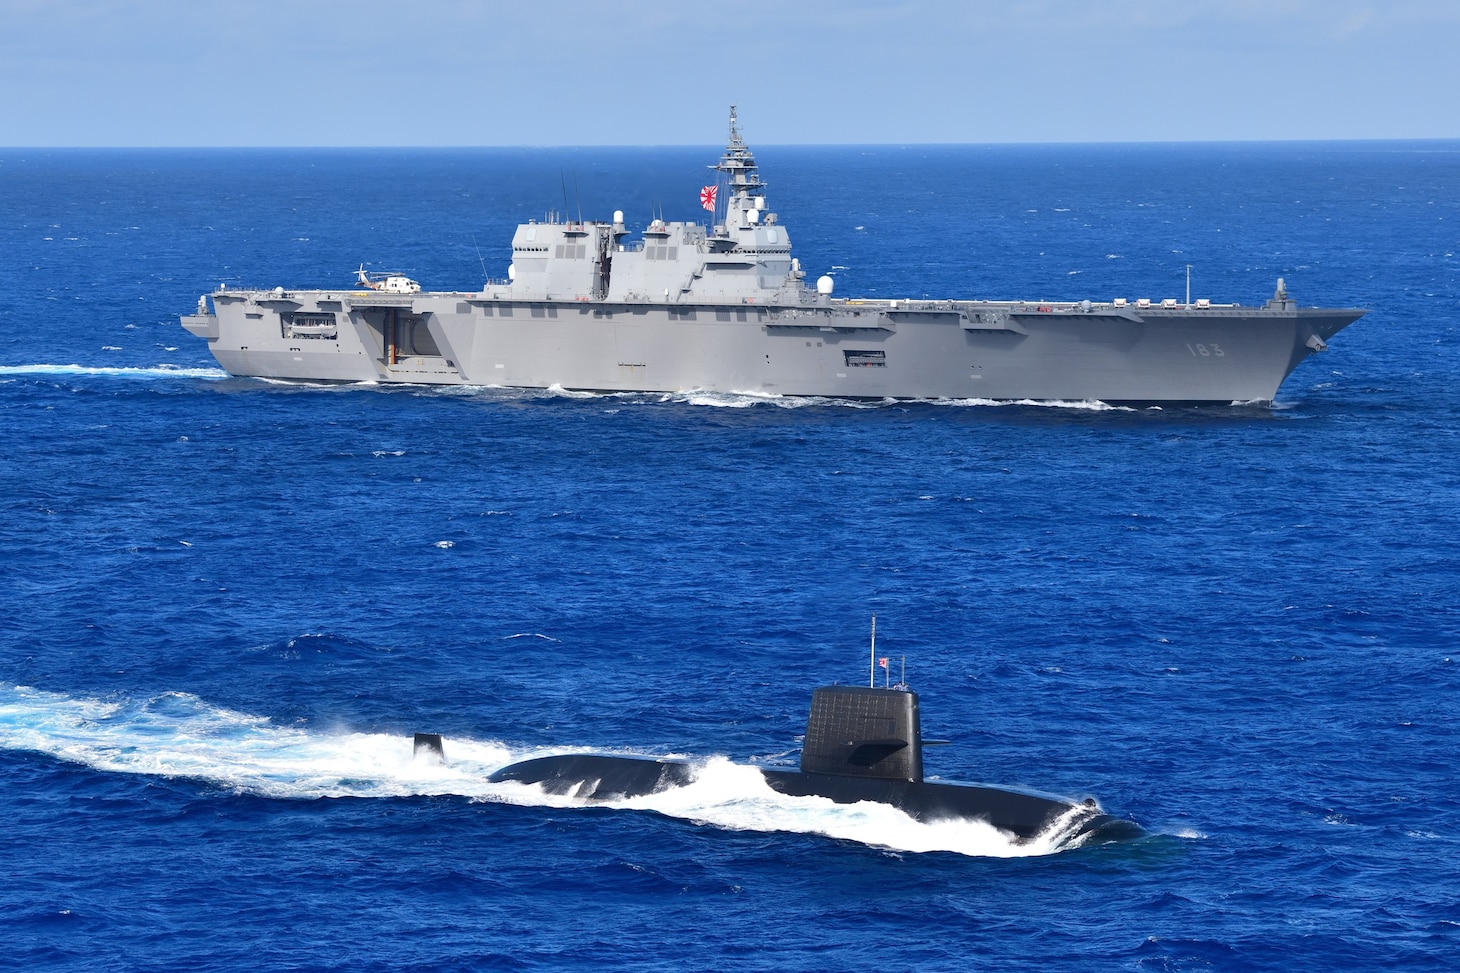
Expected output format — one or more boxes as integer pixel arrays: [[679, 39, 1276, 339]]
[[800, 685, 923, 783]]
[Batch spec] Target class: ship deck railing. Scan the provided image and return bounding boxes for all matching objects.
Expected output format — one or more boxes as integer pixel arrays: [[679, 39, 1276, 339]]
[[834, 297, 1244, 312], [215, 285, 1246, 313]]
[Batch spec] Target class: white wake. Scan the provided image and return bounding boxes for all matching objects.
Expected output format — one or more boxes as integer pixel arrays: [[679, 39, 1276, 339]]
[[2, 685, 1089, 857], [0, 364, 229, 380]]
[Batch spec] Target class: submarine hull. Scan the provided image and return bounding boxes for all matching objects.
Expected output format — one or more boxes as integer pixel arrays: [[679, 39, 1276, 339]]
[[486, 753, 1137, 844], [488, 753, 698, 799]]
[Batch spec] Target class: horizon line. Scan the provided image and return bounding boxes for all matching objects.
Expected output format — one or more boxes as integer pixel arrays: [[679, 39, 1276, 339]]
[[4, 135, 1460, 152]]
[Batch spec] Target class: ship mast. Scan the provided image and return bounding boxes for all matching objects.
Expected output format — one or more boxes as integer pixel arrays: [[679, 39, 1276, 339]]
[[714, 105, 767, 234]]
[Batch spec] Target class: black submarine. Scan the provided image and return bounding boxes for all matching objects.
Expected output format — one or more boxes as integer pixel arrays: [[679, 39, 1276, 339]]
[[465, 680, 1140, 846]]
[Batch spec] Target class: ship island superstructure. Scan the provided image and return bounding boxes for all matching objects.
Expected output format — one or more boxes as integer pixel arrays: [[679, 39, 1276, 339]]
[[181, 108, 1366, 405]]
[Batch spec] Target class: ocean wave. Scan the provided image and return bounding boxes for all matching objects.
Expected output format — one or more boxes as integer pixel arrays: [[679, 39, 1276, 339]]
[[162, 375, 1152, 412], [668, 389, 882, 409], [0, 363, 229, 380], [916, 396, 1135, 411]]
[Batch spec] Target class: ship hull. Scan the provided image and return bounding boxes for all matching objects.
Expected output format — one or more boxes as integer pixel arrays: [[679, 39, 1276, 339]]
[[185, 291, 1363, 405], [486, 752, 1139, 844]]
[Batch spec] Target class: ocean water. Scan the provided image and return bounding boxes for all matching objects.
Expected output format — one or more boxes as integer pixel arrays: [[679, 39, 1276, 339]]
[[1, 140, 1458, 971]]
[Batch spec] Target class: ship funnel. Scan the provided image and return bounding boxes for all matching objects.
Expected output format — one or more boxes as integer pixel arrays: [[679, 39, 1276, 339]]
[[799, 685, 922, 783]]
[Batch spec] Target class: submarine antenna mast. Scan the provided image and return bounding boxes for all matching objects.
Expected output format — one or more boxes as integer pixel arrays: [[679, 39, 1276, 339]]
[[868, 614, 877, 687]]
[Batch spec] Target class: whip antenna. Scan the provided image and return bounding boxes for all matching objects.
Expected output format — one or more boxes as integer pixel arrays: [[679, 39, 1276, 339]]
[[471, 234, 487, 283], [868, 614, 877, 687]]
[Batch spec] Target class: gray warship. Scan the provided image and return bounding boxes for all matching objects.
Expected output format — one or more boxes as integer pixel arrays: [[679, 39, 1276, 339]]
[[181, 108, 1366, 405]]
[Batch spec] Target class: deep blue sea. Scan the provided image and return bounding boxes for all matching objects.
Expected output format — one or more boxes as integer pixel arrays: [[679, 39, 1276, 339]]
[[2, 140, 1458, 971]]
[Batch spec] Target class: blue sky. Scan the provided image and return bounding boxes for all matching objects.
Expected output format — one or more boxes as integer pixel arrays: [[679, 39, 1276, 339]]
[[3, 0, 1457, 146]]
